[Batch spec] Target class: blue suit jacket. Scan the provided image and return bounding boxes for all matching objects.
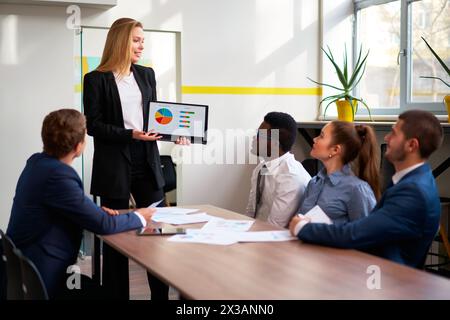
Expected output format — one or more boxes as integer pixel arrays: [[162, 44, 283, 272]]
[[6, 153, 142, 297], [298, 163, 441, 268]]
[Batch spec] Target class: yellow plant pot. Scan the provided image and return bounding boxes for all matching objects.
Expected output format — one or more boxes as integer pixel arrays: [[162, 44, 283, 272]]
[[336, 100, 357, 122], [445, 95, 450, 124]]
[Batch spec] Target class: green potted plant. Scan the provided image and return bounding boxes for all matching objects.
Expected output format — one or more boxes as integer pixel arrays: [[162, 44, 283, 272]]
[[308, 45, 372, 121], [420, 36, 450, 123]]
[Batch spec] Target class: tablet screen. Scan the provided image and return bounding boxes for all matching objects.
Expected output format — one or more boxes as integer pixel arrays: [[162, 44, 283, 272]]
[[137, 226, 186, 236], [149, 101, 208, 144]]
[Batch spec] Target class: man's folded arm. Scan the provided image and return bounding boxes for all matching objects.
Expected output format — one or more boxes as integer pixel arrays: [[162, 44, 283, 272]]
[[298, 184, 425, 249]]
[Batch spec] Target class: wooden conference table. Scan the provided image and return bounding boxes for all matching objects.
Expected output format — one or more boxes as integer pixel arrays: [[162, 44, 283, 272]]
[[100, 204, 450, 299]]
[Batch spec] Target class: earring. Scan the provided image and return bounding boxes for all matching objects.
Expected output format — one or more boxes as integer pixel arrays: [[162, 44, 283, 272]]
[[328, 154, 332, 158]]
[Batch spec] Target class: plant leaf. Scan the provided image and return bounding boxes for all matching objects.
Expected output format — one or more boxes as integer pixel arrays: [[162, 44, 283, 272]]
[[307, 77, 345, 91], [348, 49, 369, 88], [419, 76, 450, 88], [321, 94, 346, 119], [323, 99, 339, 120], [319, 93, 346, 106], [351, 45, 364, 80], [321, 47, 348, 89], [349, 63, 367, 92], [422, 37, 450, 76], [351, 97, 373, 121], [327, 45, 335, 61], [343, 43, 348, 83]]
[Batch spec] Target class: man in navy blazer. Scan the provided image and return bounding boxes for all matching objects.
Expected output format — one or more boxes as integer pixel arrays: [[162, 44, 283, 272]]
[[290, 110, 444, 268], [5, 109, 155, 298]]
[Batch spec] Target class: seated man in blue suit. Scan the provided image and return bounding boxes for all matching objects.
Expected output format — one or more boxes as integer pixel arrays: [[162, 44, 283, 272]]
[[289, 110, 443, 268], [6, 109, 155, 298]]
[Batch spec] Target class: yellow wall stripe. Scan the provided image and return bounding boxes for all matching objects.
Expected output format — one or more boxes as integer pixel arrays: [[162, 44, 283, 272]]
[[182, 86, 322, 95], [75, 85, 322, 95], [82, 56, 89, 79]]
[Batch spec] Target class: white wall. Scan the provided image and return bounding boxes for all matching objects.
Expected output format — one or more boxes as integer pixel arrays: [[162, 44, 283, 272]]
[[0, 5, 74, 229], [0, 0, 321, 229]]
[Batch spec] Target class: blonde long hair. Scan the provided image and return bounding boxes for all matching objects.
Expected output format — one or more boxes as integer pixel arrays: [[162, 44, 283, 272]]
[[96, 18, 143, 78]]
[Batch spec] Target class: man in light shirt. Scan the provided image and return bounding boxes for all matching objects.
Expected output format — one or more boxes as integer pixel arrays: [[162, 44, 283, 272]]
[[289, 110, 443, 268], [246, 112, 311, 228]]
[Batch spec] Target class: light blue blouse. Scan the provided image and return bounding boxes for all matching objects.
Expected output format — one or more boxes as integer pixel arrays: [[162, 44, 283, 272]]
[[297, 165, 376, 226]]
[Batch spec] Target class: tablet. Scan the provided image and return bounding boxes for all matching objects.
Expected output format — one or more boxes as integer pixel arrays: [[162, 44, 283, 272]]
[[149, 101, 208, 144], [137, 226, 187, 236]]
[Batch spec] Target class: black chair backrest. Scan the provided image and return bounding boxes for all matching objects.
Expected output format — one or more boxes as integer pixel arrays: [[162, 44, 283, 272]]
[[0, 229, 23, 300], [160, 155, 177, 193], [380, 144, 396, 193], [14, 248, 48, 300], [301, 158, 322, 177]]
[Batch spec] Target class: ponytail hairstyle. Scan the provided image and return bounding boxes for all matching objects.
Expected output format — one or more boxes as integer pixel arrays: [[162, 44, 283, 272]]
[[96, 18, 143, 79], [330, 121, 381, 200]]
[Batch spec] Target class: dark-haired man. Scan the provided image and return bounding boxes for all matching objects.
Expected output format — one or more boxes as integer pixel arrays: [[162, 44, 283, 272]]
[[246, 112, 311, 228], [290, 110, 444, 268], [5, 109, 155, 298]]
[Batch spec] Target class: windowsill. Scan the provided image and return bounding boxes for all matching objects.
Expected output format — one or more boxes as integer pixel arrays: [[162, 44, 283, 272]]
[[317, 114, 449, 123]]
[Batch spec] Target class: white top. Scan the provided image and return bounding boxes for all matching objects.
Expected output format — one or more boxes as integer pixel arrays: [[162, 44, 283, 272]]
[[391, 162, 425, 185], [246, 152, 311, 228], [115, 72, 143, 131]]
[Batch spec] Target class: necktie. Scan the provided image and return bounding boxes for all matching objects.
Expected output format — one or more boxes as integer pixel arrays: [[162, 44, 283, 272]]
[[255, 164, 268, 217]]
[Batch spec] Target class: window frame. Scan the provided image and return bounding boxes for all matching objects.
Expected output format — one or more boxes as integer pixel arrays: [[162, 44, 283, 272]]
[[353, 0, 447, 116]]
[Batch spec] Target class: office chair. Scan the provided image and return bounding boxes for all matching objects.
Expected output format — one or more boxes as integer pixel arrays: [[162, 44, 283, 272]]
[[379, 144, 396, 193], [301, 158, 322, 177], [14, 248, 48, 300], [160, 155, 177, 206], [0, 229, 23, 300], [424, 206, 450, 273]]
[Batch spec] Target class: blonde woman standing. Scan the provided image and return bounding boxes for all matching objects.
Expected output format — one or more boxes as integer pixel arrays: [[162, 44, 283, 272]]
[[83, 18, 187, 300]]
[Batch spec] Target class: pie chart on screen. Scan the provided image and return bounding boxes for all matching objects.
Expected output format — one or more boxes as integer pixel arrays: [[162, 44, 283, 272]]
[[155, 108, 173, 125]]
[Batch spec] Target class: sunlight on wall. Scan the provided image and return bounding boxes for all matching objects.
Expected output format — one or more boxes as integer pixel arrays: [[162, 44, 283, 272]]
[[147, 32, 176, 75], [109, 0, 152, 23], [255, 0, 293, 63], [0, 15, 18, 65], [160, 12, 183, 31], [301, 0, 317, 31]]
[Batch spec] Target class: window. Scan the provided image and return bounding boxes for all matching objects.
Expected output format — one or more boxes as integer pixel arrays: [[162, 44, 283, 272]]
[[354, 0, 449, 115]]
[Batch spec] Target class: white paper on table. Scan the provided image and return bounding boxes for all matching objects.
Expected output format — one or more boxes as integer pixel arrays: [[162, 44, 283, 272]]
[[167, 231, 238, 245], [201, 217, 254, 233], [148, 199, 164, 208], [303, 205, 333, 225], [234, 230, 296, 242], [153, 207, 199, 215], [150, 207, 200, 222], [151, 212, 212, 225]]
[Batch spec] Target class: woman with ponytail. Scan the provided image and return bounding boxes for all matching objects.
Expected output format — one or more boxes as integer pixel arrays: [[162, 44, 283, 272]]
[[296, 121, 380, 225]]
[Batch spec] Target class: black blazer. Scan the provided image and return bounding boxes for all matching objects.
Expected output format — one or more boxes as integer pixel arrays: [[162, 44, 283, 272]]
[[83, 64, 165, 198]]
